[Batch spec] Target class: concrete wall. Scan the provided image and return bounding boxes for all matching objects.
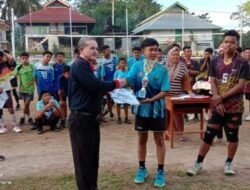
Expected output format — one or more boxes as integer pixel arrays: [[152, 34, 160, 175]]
[[48, 36, 59, 50], [145, 29, 214, 50], [0, 29, 7, 42], [145, 30, 175, 44]]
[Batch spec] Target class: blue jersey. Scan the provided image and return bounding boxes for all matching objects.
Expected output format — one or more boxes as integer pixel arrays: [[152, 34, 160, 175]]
[[34, 63, 55, 96], [53, 63, 65, 91], [113, 69, 128, 79], [126, 59, 170, 118], [127, 55, 144, 71], [99, 55, 118, 81]]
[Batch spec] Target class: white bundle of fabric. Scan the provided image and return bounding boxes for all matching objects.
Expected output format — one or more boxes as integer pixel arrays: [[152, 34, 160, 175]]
[[110, 88, 140, 105], [192, 81, 211, 90]]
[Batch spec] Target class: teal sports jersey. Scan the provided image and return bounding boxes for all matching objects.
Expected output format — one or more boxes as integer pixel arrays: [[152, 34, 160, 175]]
[[127, 55, 145, 71], [113, 70, 128, 79], [126, 59, 170, 118], [36, 98, 60, 119]]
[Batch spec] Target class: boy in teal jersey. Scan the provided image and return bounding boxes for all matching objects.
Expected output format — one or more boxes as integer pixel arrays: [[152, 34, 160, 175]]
[[127, 47, 143, 71], [35, 91, 62, 134], [113, 58, 132, 125], [124, 38, 170, 187]]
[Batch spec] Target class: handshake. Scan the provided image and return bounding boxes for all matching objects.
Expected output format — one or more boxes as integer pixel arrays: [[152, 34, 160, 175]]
[[115, 78, 127, 88]]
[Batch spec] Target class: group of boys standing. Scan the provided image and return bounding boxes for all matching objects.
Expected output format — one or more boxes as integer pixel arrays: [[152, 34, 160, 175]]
[[0, 50, 75, 134]]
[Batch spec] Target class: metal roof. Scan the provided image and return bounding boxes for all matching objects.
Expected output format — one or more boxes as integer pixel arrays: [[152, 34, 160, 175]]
[[133, 2, 221, 34]]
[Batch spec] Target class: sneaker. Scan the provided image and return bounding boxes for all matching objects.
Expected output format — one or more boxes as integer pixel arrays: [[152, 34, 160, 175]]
[[117, 118, 122, 125], [124, 118, 132, 124], [134, 167, 147, 184], [224, 162, 235, 176], [154, 169, 166, 187], [37, 128, 43, 135], [187, 161, 203, 176], [0, 126, 7, 134], [13, 126, 22, 133], [0, 155, 5, 161], [246, 114, 250, 121], [60, 120, 66, 129], [16, 104, 21, 111], [19, 117, 25, 126], [28, 118, 33, 125], [50, 126, 60, 132], [31, 124, 38, 130], [110, 112, 114, 121]]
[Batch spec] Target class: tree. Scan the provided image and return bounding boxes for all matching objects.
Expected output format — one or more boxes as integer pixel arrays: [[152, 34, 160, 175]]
[[0, 0, 42, 23], [241, 31, 250, 49], [79, 0, 161, 34], [197, 13, 212, 22], [191, 12, 212, 22], [231, 1, 250, 27]]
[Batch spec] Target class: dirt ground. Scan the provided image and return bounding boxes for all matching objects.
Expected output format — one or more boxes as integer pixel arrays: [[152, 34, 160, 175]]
[[1, 100, 250, 187]]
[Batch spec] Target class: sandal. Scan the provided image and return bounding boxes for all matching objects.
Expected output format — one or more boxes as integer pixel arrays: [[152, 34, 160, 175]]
[[0, 155, 5, 161]]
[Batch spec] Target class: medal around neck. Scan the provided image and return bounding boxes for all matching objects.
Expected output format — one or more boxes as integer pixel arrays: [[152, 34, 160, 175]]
[[137, 59, 155, 100]]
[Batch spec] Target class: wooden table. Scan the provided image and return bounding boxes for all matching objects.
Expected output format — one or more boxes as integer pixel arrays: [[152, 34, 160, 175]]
[[165, 96, 211, 148]]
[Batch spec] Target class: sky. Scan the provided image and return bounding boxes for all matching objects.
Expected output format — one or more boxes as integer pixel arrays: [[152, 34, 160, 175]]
[[156, 0, 243, 29]]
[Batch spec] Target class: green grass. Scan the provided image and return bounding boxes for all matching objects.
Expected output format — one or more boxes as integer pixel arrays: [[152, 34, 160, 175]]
[[0, 169, 249, 190]]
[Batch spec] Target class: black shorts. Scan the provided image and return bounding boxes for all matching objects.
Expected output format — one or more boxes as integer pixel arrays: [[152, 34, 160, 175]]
[[208, 111, 242, 126], [19, 92, 34, 101], [245, 93, 250, 100], [10, 77, 18, 87], [135, 115, 166, 132]]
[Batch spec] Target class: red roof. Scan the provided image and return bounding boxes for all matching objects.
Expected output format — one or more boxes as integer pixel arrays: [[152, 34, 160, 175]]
[[16, 7, 96, 24]]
